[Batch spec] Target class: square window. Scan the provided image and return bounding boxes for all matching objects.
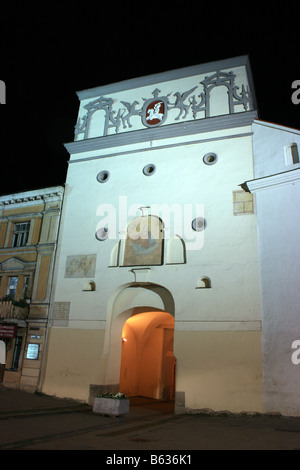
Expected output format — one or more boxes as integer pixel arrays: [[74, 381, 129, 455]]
[[7, 276, 18, 299], [12, 222, 30, 247]]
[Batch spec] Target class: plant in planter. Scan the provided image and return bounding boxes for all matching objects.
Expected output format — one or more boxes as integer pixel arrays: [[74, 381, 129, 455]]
[[93, 392, 130, 416]]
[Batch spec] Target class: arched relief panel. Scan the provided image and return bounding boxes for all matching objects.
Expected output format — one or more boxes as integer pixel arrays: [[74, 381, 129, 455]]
[[198, 70, 253, 119], [88, 109, 107, 138], [209, 85, 230, 117]]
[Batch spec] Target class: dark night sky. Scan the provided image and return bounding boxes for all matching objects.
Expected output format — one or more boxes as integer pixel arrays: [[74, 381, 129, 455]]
[[0, 3, 299, 196]]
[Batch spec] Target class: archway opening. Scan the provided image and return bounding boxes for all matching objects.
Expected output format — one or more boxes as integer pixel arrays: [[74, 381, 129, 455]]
[[119, 310, 175, 403]]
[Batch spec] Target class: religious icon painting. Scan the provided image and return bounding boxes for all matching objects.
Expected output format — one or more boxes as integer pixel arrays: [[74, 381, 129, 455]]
[[123, 216, 164, 266]]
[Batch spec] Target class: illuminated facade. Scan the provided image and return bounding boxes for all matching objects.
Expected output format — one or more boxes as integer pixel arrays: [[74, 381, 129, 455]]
[[242, 122, 300, 416], [41, 56, 266, 414], [2, 58, 299, 415], [0, 187, 64, 391]]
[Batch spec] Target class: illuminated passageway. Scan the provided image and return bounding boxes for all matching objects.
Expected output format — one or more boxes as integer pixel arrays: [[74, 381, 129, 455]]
[[119, 311, 175, 402]]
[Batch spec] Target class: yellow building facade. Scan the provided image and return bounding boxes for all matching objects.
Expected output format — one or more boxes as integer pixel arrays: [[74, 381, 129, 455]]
[[0, 186, 64, 392]]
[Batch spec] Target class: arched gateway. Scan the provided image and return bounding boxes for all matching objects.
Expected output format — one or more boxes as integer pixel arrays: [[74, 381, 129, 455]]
[[101, 282, 175, 401]]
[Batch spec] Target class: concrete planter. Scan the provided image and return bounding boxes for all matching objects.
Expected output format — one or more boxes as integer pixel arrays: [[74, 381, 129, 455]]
[[93, 397, 130, 416]]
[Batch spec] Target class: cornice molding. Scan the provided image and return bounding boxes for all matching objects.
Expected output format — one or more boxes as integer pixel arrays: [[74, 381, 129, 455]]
[[0, 187, 64, 208], [243, 168, 300, 192]]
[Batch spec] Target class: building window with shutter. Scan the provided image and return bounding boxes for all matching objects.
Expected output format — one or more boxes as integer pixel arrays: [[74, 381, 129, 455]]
[[12, 222, 30, 247], [7, 276, 18, 299]]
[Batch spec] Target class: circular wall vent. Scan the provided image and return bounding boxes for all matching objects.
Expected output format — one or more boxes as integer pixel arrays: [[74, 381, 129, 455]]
[[203, 153, 218, 165], [143, 164, 156, 176], [96, 170, 110, 183], [191, 217, 207, 232], [95, 227, 108, 241]]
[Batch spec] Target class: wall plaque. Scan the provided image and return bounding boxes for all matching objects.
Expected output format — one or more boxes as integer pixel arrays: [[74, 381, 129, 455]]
[[65, 254, 96, 278], [26, 343, 39, 360]]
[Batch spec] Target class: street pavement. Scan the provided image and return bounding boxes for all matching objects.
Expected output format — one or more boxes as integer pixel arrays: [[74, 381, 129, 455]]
[[1, 384, 300, 452]]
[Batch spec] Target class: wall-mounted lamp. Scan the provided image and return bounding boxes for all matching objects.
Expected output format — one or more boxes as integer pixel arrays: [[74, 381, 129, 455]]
[[122, 337, 127, 343]]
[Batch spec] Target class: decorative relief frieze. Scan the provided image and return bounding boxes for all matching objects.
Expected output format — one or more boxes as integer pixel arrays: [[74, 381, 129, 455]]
[[190, 70, 253, 119], [74, 69, 253, 140]]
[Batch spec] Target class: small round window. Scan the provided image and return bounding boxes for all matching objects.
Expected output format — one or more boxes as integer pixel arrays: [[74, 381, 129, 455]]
[[192, 217, 207, 232], [203, 153, 218, 165], [96, 170, 110, 183], [143, 164, 156, 176], [95, 227, 108, 241]]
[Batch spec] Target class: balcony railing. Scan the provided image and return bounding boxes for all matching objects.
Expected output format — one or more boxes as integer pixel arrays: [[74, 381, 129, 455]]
[[0, 301, 29, 320]]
